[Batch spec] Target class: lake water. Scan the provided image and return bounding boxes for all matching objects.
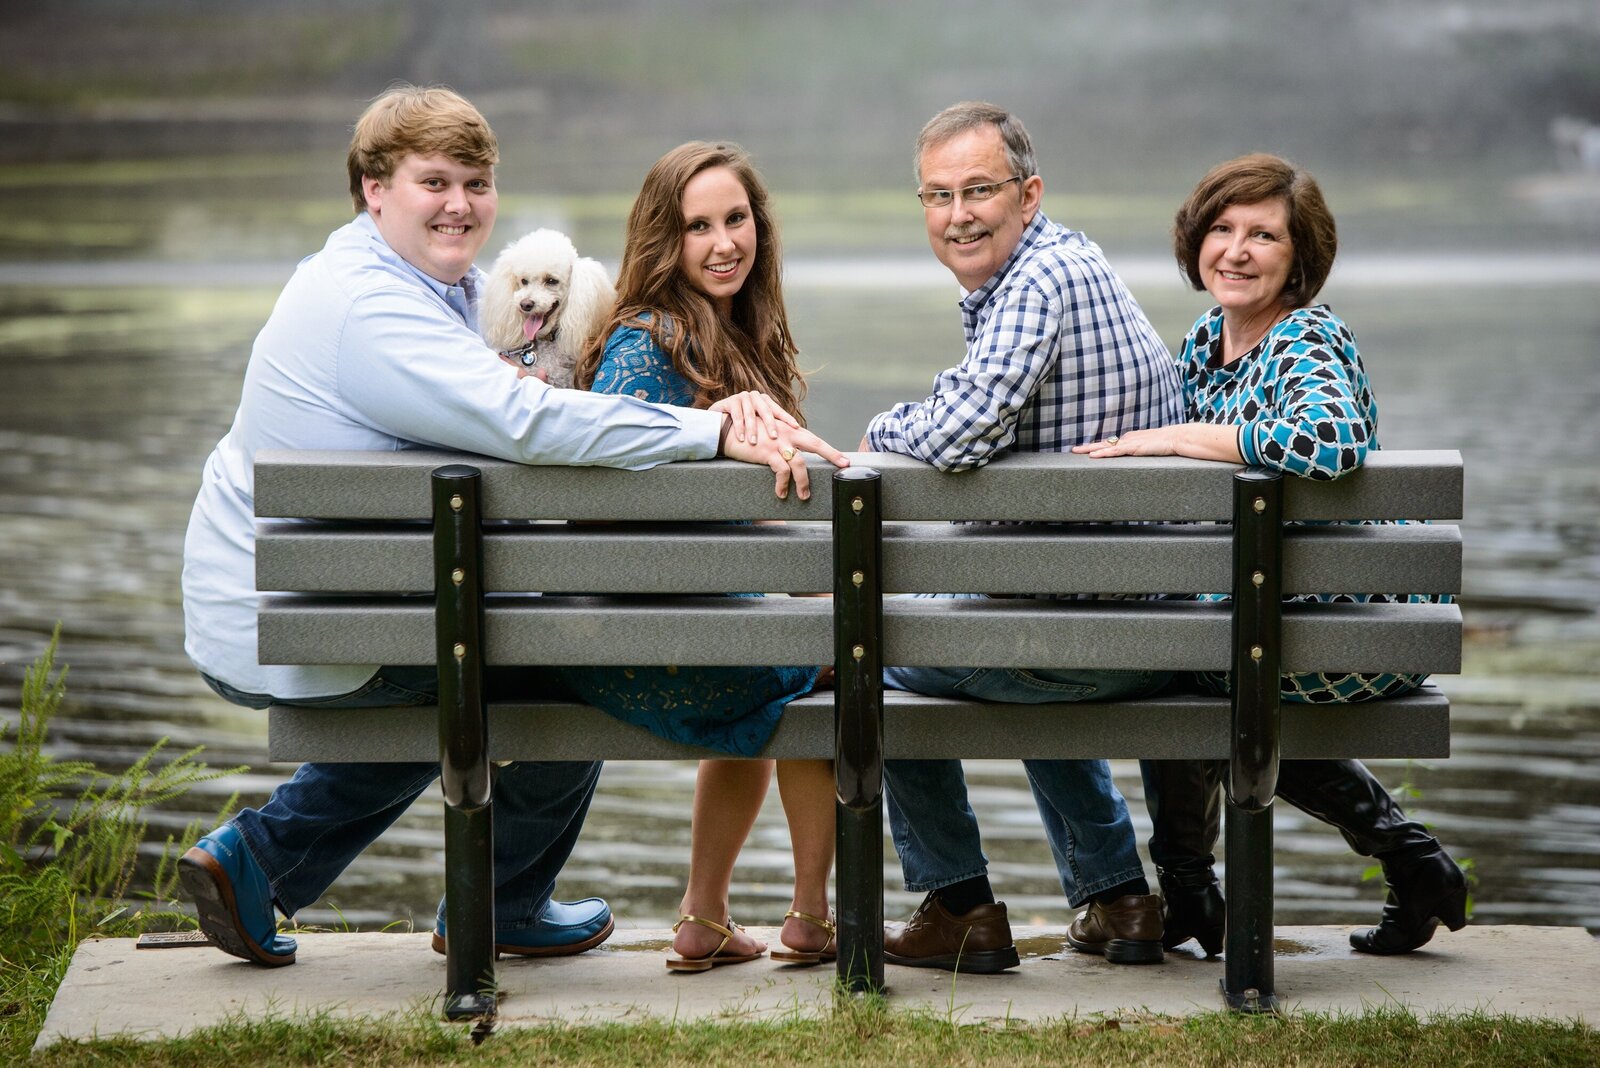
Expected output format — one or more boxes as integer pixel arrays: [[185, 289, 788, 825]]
[[1, 175, 1598, 943]]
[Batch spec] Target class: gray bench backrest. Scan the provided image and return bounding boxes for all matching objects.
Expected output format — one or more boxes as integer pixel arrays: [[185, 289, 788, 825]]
[[254, 449, 1462, 678]]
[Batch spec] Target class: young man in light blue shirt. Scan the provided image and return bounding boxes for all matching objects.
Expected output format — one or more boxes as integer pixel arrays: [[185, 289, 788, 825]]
[[178, 85, 845, 968]]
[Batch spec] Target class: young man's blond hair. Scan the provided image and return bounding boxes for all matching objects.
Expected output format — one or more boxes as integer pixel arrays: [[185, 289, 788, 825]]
[[346, 85, 499, 211]]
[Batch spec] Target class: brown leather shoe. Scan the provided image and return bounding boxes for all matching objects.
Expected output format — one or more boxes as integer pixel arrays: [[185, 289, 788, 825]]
[[884, 893, 1020, 973], [1067, 893, 1164, 964]]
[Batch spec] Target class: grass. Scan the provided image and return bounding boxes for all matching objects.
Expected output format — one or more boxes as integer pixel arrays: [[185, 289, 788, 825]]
[[0, 629, 241, 1062], [2, 647, 1594, 1064], [23, 999, 1600, 1067]]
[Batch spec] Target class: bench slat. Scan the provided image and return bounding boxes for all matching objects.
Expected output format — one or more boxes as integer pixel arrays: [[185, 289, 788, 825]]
[[266, 687, 1451, 763], [255, 449, 1463, 522], [257, 521, 833, 595], [904, 522, 1460, 596], [257, 521, 1462, 597], [887, 598, 1461, 673], [259, 595, 1460, 673]]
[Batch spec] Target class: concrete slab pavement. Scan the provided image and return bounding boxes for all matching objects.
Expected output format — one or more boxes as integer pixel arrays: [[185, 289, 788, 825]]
[[36, 924, 1599, 1049]]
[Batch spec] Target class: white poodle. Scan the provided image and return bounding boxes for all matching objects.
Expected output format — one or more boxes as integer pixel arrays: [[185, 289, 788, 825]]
[[478, 228, 616, 388]]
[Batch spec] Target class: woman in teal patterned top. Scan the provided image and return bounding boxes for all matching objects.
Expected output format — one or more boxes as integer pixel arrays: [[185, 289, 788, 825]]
[[564, 141, 835, 972], [1076, 154, 1468, 960]]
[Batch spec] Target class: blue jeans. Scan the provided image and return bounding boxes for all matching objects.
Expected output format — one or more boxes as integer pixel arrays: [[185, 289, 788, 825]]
[[203, 666, 601, 931], [883, 657, 1169, 908]]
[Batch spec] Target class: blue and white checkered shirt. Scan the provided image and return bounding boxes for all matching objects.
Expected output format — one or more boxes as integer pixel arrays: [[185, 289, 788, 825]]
[[867, 212, 1182, 469]]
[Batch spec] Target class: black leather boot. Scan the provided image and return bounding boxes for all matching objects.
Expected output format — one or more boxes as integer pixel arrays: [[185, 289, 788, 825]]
[[1156, 867, 1226, 955], [1347, 843, 1469, 954], [1141, 759, 1226, 954], [1274, 759, 1468, 954]]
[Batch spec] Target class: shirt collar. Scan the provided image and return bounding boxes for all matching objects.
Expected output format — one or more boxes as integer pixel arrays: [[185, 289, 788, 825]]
[[351, 211, 481, 313], [959, 211, 1052, 313]]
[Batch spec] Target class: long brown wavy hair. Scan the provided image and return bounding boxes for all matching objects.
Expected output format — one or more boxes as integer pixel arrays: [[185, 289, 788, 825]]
[[576, 141, 806, 421]]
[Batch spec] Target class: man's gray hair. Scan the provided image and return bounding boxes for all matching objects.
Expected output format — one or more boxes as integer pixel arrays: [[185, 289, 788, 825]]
[[914, 101, 1038, 184]]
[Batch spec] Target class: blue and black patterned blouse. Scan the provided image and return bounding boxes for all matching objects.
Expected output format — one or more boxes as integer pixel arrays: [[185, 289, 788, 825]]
[[1181, 304, 1440, 704], [1182, 305, 1376, 480]]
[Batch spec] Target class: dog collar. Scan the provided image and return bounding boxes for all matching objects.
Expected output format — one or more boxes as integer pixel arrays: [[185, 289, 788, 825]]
[[501, 341, 536, 367]]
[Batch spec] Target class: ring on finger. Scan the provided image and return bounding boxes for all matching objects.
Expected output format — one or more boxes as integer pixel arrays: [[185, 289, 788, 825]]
[[780, 447, 798, 461], [1107, 435, 1120, 445]]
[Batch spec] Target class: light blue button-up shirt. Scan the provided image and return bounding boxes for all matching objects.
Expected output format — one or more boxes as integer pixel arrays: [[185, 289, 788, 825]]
[[182, 213, 723, 698]]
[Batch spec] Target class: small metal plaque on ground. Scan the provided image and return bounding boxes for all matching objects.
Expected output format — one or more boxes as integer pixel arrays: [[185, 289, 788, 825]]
[[135, 931, 212, 949]]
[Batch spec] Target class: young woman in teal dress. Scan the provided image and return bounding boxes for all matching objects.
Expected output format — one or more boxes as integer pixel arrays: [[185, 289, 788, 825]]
[[564, 141, 835, 971], [1075, 154, 1468, 959]]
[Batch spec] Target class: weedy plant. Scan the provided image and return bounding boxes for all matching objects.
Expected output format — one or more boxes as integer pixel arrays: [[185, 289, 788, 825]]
[[1, 627, 241, 1058]]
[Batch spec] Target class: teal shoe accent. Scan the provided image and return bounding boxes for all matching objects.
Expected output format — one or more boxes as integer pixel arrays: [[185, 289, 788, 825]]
[[179, 824, 297, 967], [432, 897, 614, 957]]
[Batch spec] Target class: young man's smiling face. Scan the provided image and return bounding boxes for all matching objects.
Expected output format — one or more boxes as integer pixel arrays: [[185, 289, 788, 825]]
[[918, 126, 1042, 292], [363, 153, 497, 284]]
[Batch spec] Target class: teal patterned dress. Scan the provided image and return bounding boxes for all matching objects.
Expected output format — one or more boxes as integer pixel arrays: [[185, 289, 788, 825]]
[[1180, 304, 1446, 703], [555, 323, 819, 755]]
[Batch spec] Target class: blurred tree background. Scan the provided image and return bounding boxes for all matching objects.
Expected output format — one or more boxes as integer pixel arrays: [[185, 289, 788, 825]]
[[3, 1, 1598, 264], [4, 0, 1596, 188]]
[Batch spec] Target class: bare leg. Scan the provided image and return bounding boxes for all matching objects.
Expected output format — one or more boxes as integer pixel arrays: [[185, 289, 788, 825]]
[[777, 758, 836, 953], [673, 758, 772, 960]]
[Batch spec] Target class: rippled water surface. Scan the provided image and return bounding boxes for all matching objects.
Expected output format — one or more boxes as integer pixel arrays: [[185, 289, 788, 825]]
[[3, 230, 1598, 940]]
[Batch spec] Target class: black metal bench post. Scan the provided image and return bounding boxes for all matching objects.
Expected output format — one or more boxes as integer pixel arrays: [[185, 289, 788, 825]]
[[432, 465, 497, 1021], [1223, 467, 1284, 1012], [832, 467, 885, 993]]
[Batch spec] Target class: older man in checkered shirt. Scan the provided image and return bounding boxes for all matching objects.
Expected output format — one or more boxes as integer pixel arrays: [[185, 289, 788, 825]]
[[863, 102, 1185, 975]]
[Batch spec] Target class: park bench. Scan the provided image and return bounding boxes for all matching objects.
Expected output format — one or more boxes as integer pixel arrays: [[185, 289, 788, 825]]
[[254, 447, 1462, 1018]]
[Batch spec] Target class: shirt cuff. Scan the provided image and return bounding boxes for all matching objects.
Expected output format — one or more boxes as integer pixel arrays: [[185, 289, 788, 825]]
[[1237, 423, 1259, 466], [865, 411, 898, 451], [682, 407, 727, 460]]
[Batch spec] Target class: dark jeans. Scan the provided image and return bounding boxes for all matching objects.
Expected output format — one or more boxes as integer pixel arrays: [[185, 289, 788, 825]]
[[204, 666, 602, 931], [881, 660, 1169, 907]]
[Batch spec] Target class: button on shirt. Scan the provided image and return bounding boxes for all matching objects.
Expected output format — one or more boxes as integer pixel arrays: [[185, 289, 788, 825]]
[[182, 212, 724, 698], [866, 212, 1182, 468]]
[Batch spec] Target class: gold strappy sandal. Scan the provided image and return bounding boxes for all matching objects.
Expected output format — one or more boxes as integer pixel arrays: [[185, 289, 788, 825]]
[[769, 909, 837, 965], [665, 914, 765, 972]]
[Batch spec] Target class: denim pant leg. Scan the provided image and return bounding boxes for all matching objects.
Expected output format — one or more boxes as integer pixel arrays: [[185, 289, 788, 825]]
[[472, 668, 603, 928], [883, 654, 1168, 903], [463, 759, 604, 931], [208, 666, 600, 923], [1021, 758, 1145, 908], [882, 665, 992, 890], [205, 666, 442, 915], [883, 758, 991, 892], [243, 760, 441, 915]]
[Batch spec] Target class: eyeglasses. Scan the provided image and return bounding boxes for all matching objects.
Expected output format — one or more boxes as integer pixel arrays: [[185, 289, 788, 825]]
[[916, 176, 1023, 209]]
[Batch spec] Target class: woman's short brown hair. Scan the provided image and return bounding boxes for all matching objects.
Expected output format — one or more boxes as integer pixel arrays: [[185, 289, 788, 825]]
[[346, 85, 498, 211], [1172, 153, 1337, 309]]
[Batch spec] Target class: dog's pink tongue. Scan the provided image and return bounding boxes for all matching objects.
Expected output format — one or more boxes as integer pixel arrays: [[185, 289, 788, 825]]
[[523, 314, 545, 341]]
